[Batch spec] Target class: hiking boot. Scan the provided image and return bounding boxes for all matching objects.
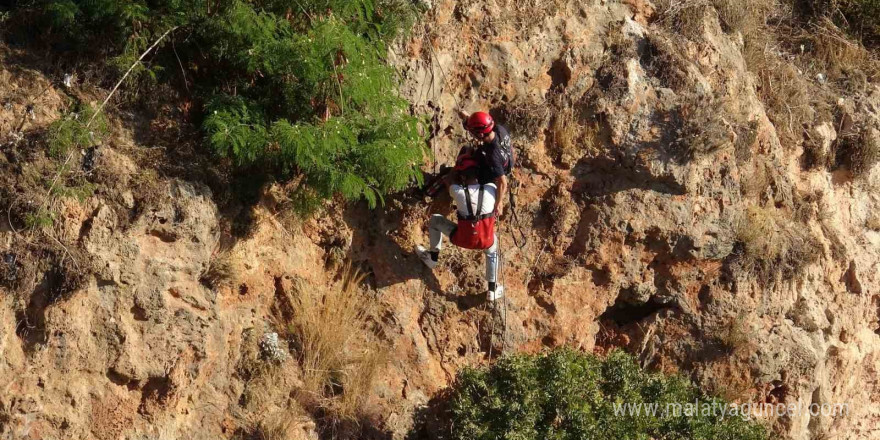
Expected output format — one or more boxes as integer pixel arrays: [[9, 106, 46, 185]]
[[487, 285, 504, 302], [416, 245, 437, 269]]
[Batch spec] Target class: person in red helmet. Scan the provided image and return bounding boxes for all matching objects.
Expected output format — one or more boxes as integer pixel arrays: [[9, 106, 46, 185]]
[[458, 110, 513, 218], [416, 152, 503, 301]]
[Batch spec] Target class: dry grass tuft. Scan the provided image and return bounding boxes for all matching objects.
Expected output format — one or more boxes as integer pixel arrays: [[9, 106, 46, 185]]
[[201, 251, 239, 289], [732, 205, 823, 283], [654, 0, 713, 38], [549, 107, 579, 159], [282, 264, 384, 422], [744, 38, 816, 144], [668, 95, 734, 162], [836, 125, 880, 177], [501, 98, 551, 143], [717, 314, 752, 354], [655, 0, 774, 39], [713, 0, 777, 37], [547, 105, 600, 168], [796, 19, 880, 85], [486, 0, 573, 35], [541, 90, 603, 168]]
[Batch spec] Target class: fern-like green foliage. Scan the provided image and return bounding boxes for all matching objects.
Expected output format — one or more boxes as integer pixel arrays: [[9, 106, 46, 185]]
[[24, 208, 55, 229], [51, 180, 97, 202], [200, 6, 427, 212], [203, 95, 270, 164], [27, 0, 426, 215], [46, 104, 108, 159], [443, 349, 768, 440]]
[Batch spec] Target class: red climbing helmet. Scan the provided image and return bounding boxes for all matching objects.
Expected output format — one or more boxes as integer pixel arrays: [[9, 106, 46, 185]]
[[454, 152, 479, 171], [466, 111, 494, 135]]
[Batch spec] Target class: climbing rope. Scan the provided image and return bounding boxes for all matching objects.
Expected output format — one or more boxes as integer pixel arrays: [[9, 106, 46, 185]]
[[426, 36, 465, 176], [424, 35, 518, 359], [487, 224, 510, 360], [499, 233, 508, 354], [508, 175, 528, 249]]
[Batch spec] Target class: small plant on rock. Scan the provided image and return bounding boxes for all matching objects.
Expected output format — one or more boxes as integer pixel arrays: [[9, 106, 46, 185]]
[[46, 103, 108, 159], [718, 314, 753, 354], [24, 208, 55, 229], [836, 126, 880, 177], [733, 205, 822, 283]]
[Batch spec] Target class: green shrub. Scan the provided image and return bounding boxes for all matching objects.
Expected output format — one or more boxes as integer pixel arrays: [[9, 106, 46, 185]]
[[24, 208, 55, 229], [46, 104, 108, 158], [445, 349, 768, 440], [200, 12, 426, 210], [23, 0, 427, 214], [51, 180, 97, 202]]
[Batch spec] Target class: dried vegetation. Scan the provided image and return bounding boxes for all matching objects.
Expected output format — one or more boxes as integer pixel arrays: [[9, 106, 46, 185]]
[[732, 205, 823, 283], [276, 265, 384, 430]]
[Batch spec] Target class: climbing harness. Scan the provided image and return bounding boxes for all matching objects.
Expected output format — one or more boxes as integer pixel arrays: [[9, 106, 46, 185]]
[[450, 184, 495, 250]]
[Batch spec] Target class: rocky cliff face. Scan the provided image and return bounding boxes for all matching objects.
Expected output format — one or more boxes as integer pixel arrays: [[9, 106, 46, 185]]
[[1, 1, 879, 439]]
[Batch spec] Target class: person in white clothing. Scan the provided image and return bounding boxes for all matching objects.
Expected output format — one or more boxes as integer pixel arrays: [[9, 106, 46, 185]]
[[416, 154, 503, 301]]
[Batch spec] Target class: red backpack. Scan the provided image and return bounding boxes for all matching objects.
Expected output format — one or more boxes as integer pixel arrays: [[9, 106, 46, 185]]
[[450, 184, 496, 250]]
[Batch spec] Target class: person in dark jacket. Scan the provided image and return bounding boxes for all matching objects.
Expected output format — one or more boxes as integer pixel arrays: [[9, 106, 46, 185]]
[[458, 110, 512, 218]]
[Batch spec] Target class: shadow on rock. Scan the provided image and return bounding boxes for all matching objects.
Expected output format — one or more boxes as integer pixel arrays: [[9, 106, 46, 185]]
[[571, 153, 687, 198], [341, 191, 451, 295], [406, 389, 454, 440]]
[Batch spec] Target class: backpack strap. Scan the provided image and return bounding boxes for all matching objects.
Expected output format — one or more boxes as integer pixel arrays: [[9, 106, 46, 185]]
[[463, 184, 475, 220], [475, 184, 484, 219]]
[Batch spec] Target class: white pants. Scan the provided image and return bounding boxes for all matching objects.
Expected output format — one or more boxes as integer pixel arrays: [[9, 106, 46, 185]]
[[428, 214, 498, 283]]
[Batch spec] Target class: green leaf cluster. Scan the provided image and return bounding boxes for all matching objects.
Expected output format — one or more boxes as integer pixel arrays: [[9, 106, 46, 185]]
[[200, 10, 426, 210], [447, 349, 768, 440], [24, 208, 55, 229], [51, 180, 97, 202], [27, 0, 427, 214], [46, 103, 108, 159]]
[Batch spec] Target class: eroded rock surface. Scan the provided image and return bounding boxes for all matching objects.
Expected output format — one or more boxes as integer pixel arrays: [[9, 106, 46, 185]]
[[1, 1, 879, 439]]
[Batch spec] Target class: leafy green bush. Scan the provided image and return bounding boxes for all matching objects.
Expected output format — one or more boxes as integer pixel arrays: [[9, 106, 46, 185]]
[[46, 104, 108, 159], [24, 208, 55, 229], [445, 349, 767, 440], [22, 0, 427, 214], [200, 10, 426, 209]]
